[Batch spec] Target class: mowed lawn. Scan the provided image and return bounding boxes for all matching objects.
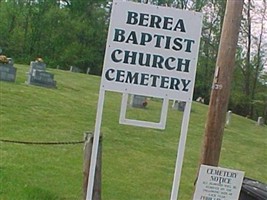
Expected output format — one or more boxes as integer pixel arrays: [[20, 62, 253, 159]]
[[0, 64, 266, 200]]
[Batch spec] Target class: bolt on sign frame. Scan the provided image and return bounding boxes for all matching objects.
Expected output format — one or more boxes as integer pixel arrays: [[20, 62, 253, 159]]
[[86, 1, 203, 199]]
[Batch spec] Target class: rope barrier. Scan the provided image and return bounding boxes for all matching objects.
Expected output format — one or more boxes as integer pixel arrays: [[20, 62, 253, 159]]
[[0, 139, 84, 145]]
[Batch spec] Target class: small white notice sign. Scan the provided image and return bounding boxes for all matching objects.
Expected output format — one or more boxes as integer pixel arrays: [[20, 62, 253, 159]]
[[193, 165, 244, 200]]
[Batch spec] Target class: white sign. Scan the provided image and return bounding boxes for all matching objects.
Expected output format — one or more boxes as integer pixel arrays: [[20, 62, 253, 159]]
[[87, 2, 203, 200], [193, 165, 245, 200], [101, 0, 202, 102]]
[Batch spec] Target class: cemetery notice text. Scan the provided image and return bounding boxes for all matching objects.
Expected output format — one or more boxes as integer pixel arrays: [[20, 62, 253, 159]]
[[193, 165, 245, 200], [101, 1, 202, 101]]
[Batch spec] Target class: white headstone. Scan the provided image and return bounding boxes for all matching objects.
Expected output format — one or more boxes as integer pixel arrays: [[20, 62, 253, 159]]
[[226, 110, 232, 126], [196, 96, 205, 103], [86, 67, 91, 74], [257, 117, 264, 126], [70, 66, 81, 73]]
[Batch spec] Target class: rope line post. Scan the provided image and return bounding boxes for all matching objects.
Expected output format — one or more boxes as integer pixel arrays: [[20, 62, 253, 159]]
[[86, 89, 105, 200], [83, 132, 102, 200]]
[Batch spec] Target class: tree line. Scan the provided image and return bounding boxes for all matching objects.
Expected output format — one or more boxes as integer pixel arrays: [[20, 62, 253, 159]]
[[0, 0, 108, 74], [0, 0, 266, 123]]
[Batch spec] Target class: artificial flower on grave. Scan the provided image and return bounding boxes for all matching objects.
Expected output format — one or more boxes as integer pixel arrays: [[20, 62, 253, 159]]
[[0, 55, 8, 64], [142, 98, 148, 108], [36, 57, 44, 63]]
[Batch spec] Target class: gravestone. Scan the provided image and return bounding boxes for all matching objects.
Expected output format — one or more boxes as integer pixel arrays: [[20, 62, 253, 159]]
[[196, 96, 205, 103], [130, 95, 147, 108], [226, 110, 232, 126], [172, 100, 179, 110], [178, 101, 186, 111], [70, 66, 81, 73], [0, 63, 17, 82], [86, 67, 91, 74], [26, 61, 56, 88], [29, 61, 46, 72], [172, 100, 186, 111], [257, 117, 264, 126]]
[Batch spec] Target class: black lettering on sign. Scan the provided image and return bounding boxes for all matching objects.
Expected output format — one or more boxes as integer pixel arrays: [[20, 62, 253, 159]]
[[126, 11, 186, 32]]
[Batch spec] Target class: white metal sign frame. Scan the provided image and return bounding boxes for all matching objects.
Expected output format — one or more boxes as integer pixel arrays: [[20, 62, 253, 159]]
[[86, 1, 202, 199]]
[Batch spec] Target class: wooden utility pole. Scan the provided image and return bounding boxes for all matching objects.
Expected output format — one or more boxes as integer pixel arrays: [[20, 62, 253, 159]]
[[199, 0, 244, 167]]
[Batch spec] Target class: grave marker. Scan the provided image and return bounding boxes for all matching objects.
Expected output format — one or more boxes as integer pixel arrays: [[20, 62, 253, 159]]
[[172, 100, 186, 111], [70, 66, 81, 73], [226, 110, 232, 126], [0, 63, 17, 82], [29, 61, 46, 72], [131, 95, 147, 108], [172, 100, 179, 110], [196, 96, 205, 103], [26, 61, 56, 88], [178, 101, 186, 111], [257, 117, 264, 126], [86, 67, 91, 74]]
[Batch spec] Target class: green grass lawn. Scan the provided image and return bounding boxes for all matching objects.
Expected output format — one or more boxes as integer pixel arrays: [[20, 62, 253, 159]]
[[0, 64, 266, 200]]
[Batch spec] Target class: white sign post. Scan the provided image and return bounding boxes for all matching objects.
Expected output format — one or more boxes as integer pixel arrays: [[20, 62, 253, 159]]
[[86, 1, 203, 199], [193, 165, 245, 200]]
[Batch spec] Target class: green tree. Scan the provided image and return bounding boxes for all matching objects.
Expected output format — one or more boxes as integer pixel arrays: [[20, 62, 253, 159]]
[[194, 0, 226, 103], [231, 0, 267, 120], [0, 0, 108, 74]]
